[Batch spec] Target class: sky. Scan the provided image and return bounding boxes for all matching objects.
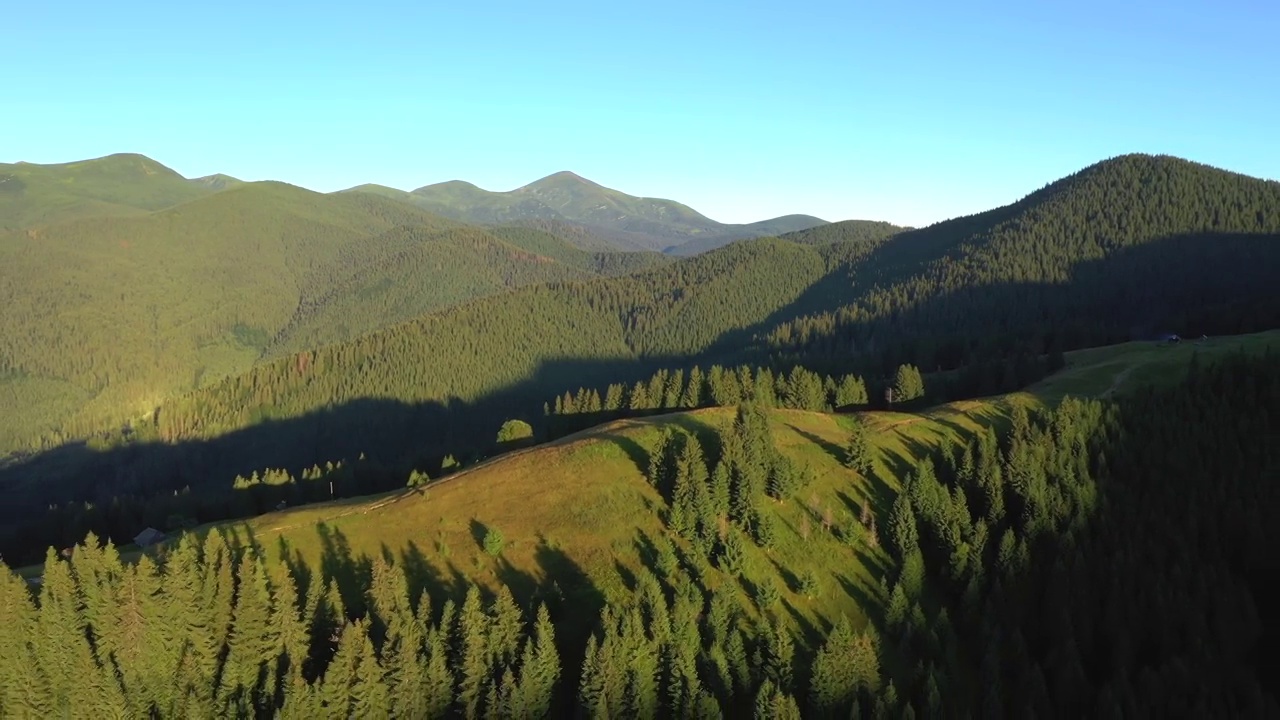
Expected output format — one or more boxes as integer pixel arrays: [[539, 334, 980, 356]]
[[3, 0, 1277, 226]]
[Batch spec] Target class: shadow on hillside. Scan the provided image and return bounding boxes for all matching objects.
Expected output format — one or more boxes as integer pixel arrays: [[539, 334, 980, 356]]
[[599, 432, 649, 476], [787, 425, 845, 466], [4, 231, 1280, 567], [274, 521, 606, 634]]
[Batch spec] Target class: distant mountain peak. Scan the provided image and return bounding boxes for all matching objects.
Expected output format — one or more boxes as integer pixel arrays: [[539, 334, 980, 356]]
[[190, 173, 242, 190], [519, 171, 606, 193], [411, 179, 484, 194]]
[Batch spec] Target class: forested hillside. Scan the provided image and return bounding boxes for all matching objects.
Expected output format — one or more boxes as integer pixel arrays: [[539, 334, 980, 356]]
[[765, 154, 1280, 373], [5, 154, 1279, 552], [0, 180, 660, 454], [484, 226, 672, 276], [777, 219, 908, 247], [3, 349, 1275, 717], [0, 153, 231, 231]]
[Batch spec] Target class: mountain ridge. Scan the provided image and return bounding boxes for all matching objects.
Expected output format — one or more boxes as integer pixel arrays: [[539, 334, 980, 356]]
[[347, 169, 830, 253]]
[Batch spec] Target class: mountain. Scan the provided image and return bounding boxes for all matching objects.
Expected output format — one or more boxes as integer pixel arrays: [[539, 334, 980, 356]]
[[3, 151, 1280, 718], [343, 171, 830, 253], [6, 152, 1278, 542], [0, 177, 668, 456], [189, 173, 243, 191], [0, 153, 225, 231]]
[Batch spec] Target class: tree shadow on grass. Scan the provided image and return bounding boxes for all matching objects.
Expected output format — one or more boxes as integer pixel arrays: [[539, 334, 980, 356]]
[[836, 572, 886, 628], [316, 522, 373, 617], [788, 424, 846, 466], [599, 432, 650, 476], [780, 597, 823, 650]]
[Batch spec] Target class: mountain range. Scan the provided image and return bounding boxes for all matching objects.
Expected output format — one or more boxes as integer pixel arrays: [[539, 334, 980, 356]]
[[2, 153, 836, 254], [3, 151, 1278, 536], [3, 149, 1280, 718]]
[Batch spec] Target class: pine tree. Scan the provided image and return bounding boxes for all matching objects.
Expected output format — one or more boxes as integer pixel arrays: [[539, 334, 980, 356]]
[[220, 551, 281, 712], [421, 625, 454, 719], [808, 618, 878, 717], [0, 564, 53, 716], [578, 636, 610, 719], [893, 364, 925, 403], [761, 621, 794, 688], [835, 374, 869, 408], [604, 383, 625, 412], [844, 418, 873, 474], [344, 621, 389, 720], [754, 366, 779, 407], [520, 604, 560, 719], [888, 495, 920, 559], [34, 548, 119, 712], [716, 530, 746, 576], [755, 679, 803, 719], [488, 585, 524, 668], [681, 366, 704, 408], [629, 381, 649, 411], [318, 621, 362, 717], [648, 370, 669, 410], [454, 585, 490, 718], [664, 369, 685, 409]]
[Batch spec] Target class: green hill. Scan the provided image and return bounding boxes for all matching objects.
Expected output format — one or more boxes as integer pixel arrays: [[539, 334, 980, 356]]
[[5, 152, 1280, 562], [0, 179, 662, 455], [0, 153, 225, 230], [484, 225, 673, 276], [6, 341, 1275, 716], [763, 153, 1280, 371], [493, 218, 636, 252], [139, 153, 1280, 453], [343, 171, 830, 253], [6, 153, 1278, 518], [666, 214, 859, 256]]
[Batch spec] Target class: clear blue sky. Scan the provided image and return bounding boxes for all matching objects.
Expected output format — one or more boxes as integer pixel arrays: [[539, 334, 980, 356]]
[[4, 0, 1277, 226]]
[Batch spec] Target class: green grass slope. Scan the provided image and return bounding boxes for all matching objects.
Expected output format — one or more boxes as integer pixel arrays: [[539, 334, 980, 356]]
[[30, 399, 1017, 642], [13, 326, 1274, 615], [0, 153, 223, 231], [1028, 329, 1280, 402]]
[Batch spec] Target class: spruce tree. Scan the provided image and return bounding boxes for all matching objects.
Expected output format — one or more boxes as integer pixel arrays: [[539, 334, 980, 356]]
[[893, 364, 925, 403], [844, 417, 873, 474], [454, 585, 490, 718], [0, 564, 52, 716], [681, 366, 704, 408]]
